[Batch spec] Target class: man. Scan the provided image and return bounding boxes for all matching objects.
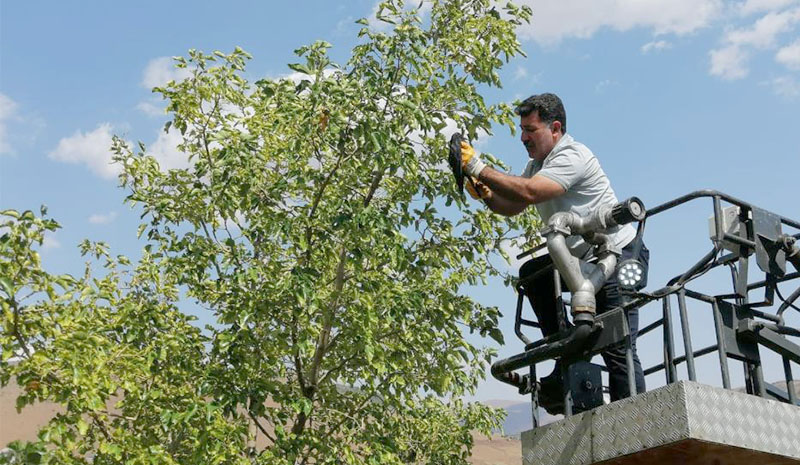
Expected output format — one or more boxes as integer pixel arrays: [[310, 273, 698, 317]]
[[460, 93, 648, 409]]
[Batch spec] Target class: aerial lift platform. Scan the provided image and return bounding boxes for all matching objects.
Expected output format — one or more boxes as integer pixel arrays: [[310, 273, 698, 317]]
[[491, 190, 800, 464]]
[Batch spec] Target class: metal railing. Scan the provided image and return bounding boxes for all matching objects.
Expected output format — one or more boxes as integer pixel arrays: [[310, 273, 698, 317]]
[[491, 190, 800, 427]]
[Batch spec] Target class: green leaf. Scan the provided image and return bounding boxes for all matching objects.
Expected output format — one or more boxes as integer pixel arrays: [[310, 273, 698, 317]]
[[76, 418, 89, 436], [488, 327, 505, 345], [287, 63, 311, 75], [0, 276, 12, 296]]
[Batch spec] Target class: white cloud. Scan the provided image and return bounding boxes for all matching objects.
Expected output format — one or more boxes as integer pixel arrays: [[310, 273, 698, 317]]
[[148, 127, 191, 171], [278, 67, 341, 86], [709, 7, 800, 79], [498, 0, 798, 92], [88, 211, 118, 225], [763, 75, 800, 97], [136, 100, 165, 117], [48, 123, 121, 179], [776, 38, 800, 68], [49, 122, 192, 179], [281, 71, 314, 84], [410, 115, 490, 152], [137, 57, 190, 117], [410, 115, 457, 157], [141, 57, 192, 89], [738, 0, 799, 16], [513, 66, 529, 81], [515, 0, 723, 45], [726, 8, 800, 48], [641, 40, 672, 53], [709, 45, 750, 79], [42, 235, 61, 250], [0, 93, 19, 155]]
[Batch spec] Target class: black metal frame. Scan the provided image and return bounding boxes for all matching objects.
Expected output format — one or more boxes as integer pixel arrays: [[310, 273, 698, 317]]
[[491, 190, 800, 427]]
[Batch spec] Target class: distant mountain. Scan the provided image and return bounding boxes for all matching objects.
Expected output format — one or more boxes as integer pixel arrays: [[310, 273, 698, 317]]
[[734, 380, 800, 402], [482, 399, 523, 409], [484, 399, 560, 437], [768, 380, 800, 395]]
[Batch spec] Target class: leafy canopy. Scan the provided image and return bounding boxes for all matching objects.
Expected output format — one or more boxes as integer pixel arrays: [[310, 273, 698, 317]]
[[1, 1, 540, 463]]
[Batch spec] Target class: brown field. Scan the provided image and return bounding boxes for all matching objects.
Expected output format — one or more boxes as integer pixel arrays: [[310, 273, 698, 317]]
[[0, 381, 522, 464]]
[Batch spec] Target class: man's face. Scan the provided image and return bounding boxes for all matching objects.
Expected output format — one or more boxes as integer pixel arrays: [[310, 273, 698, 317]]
[[519, 111, 562, 161]]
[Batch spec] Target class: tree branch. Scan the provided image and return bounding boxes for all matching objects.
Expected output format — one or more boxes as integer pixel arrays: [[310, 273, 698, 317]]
[[317, 327, 403, 386], [293, 167, 386, 437], [247, 410, 276, 444], [10, 298, 31, 358], [323, 371, 398, 438]]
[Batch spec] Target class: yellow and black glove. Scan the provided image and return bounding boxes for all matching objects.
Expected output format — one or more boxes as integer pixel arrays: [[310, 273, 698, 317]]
[[460, 140, 486, 178], [465, 177, 492, 200]]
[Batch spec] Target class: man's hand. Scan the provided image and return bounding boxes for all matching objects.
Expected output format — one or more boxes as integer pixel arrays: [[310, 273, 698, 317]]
[[460, 140, 486, 177], [465, 177, 492, 200]]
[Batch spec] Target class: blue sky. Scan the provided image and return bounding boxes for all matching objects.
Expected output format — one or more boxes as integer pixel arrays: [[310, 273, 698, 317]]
[[2, 0, 799, 402]]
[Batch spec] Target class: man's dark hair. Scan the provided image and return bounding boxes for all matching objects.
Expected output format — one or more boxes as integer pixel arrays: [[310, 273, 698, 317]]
[[515, 93, 566, 134]]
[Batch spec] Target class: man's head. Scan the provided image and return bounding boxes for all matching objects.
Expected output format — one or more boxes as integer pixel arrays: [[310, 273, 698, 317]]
[[515, 93, 566, 161]]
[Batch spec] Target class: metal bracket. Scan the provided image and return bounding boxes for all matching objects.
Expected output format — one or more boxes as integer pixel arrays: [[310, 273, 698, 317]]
[[588, 307, 630, 353], [752, 207, 787, 277], [566, 361, 604, 413], [717, 301, 761, 363]]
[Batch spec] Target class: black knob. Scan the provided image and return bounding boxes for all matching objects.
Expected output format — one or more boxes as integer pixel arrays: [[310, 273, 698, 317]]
[[611, 197, 646, 225]]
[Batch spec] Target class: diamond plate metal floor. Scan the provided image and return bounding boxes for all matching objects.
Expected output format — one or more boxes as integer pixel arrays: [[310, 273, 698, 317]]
[[521, 381, 800, 465]]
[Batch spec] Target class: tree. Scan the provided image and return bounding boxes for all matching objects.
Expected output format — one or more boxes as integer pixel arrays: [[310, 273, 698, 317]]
[[1, 209, 251, 465], [1, 1, 539, 463]]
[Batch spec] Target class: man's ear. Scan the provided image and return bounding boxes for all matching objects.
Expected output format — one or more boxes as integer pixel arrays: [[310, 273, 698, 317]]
[[551, 120, 562, 135]]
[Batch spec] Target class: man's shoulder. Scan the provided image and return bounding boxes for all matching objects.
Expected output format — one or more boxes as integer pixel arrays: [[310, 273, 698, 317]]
[[555, 134, 593, 156], [548, 136, 593, 165]]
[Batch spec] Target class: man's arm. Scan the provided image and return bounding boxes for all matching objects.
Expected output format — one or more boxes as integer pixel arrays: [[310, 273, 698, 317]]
[[466, 177, 528, 216], [458, 140, 565, 215], [478, 166, 565, 207], [483, 190, 527, 216]]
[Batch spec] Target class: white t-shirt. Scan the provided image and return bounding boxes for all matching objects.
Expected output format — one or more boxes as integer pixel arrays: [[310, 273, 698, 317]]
[[522, 133, 636, 258]]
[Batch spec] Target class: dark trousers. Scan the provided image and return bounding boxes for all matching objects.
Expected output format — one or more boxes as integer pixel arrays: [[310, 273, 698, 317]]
[[519, 241, 649, 401]]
